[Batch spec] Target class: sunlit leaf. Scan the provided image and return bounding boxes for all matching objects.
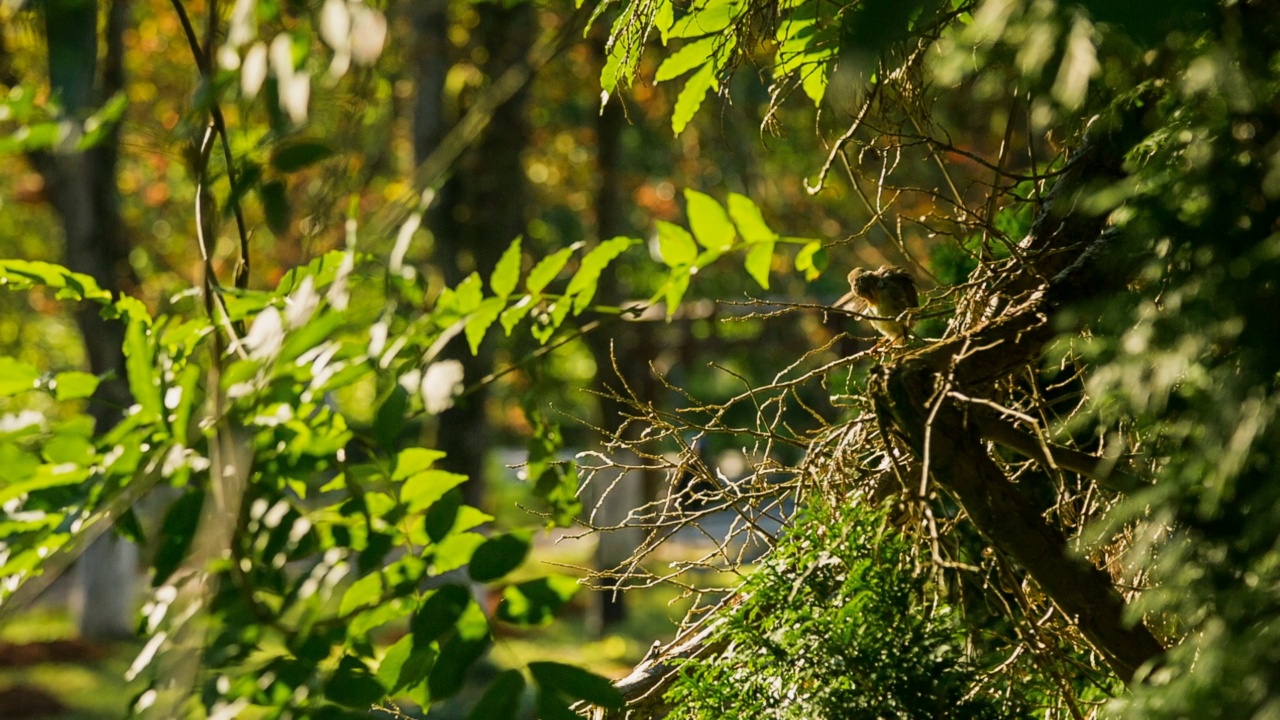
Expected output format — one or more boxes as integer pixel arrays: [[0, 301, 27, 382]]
[[465, 297, 505, 355], [339, 571, 384, 617], [744, 241, 775, 290], [0, 260, 111, 302], [668, 0, 742, 38], [566, 237, 636, 314], [672, 63, 716, 135], [454, 273, 484, 314], [685, 190, 736, 251], [42, 434, 93, 466], [794, 240, 828, 280], [432, 531, 486, 574], [0, 358, 39, 397], [497, 575, 580, 626], [401, 469, 469, 512], [600, 43, 625, 97], [125, 319, 162, 420], [801, 62, 830, 105], [377, 633, 437, 694], [500, 295, 536, 335], [664, 271, 691, 319], [654, 37, 717, 82], [656, 222, 697, 267], [527, 248, 575, 294], [490, 237, 523, 298], [0, 463, 90, 506], [727, 193, 776, 243]]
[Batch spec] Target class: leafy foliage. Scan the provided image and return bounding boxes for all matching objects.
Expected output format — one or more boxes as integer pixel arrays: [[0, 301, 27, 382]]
[[666, 503, 1027, 720]]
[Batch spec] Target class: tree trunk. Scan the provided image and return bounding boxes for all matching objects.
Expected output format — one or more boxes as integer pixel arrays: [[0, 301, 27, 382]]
[[39, 0, 137, 640], [582, 38, 665, 631], [412, 0, 535, 509]]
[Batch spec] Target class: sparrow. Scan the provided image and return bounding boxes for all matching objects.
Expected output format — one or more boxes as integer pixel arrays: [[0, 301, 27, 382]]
[[836, 265, 919, 344]]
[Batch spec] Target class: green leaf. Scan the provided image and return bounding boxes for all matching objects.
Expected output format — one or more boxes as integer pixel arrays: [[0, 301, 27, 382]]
[[377, 634, 437, 694], [655, 0, 675, 41], [0, 358, 39, 397], [668, 0, 741, 38], [277, 250, 358, 294], [271, 141, 334, 172], [411, 584, 472, 643], [468, 532, 532, 583], [0, 463, 91, 506], [672, 63, 716, 135], [425, 490, 463, 543], [401, 469, 469, 512], [656, 222, 697, 267], [51, 371, 99, 401], [451, 506, 494, 534], [801, 62, 830, 105], [794, 240, 828, 281], [535, 691, 581, 720], [454, 273, 484, 314], [685, 190, 736, 251], [566, 237, 635, 314], [0, 260, 113, 302], [600, 42, 625, 97], [225, 162, 263, 218], [727, 193, 775, 243], [42, 434, 93, 466], [466, 670, 525, 720], [428, 633, 490, 699], [465, 297, 505, 355], [324, 655, 386, 708], [744, 241, 775, 290], [432, 531, 486, 574], [394, 448, 447, 480], [529, 662, 624, 709], [339, 571, 384, 617], [499, 295, 536, 335], [490, 237, 523, 298], [526, 248, 575, 294], [373, 387, 409, 454], [124, 319, 163, 419], [497, 576, 580, 626], [152, 490, 203, 586], [663, 271, 691, 319], [534, 298, 574, 345], [0, 443, 38, 483], [171, 362, 203, 443], [260, 180, 291, 235], [77, 92, 129, 151], [654, 37, 717, 82]]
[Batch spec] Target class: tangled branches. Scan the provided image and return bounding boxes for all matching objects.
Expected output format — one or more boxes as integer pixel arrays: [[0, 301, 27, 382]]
[[575, 105, 1167, 718]]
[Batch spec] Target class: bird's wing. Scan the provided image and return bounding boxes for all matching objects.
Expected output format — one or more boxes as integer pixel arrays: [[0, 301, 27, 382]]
[[882, 269, 919, 309], [834, 288, 868, 313]]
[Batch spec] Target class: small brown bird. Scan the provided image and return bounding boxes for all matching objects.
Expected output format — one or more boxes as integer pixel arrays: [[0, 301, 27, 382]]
[[836, 265, 919, 344]]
